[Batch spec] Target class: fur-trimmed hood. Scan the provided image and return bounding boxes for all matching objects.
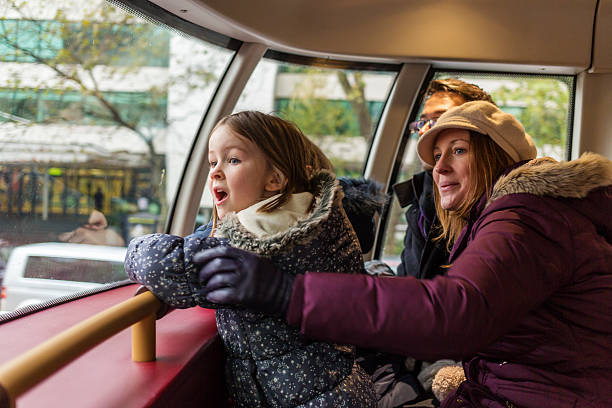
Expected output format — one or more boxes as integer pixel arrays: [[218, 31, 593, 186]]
[[488, 152, 612, 204], [488, 152, 612, 243], [216, 170, 341, 255]]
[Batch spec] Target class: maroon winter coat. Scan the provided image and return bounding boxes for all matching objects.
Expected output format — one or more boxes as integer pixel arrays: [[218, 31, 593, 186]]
[[287, 154, 612, 407]]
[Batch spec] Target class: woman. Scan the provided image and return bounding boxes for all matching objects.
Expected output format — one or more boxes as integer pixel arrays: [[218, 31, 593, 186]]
[[196, 101, 612, 407]]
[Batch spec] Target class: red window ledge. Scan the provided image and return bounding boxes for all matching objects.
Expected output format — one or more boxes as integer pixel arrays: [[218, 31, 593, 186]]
[[0, 284, 227, 407]]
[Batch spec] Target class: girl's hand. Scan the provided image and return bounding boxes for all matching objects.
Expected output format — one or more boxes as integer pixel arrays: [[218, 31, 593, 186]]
[[193, 246, 295, 316]]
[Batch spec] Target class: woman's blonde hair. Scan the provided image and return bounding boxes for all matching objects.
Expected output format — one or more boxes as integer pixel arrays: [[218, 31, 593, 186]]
[[210, 111, 333, 229], [435, 131, 515, 249]]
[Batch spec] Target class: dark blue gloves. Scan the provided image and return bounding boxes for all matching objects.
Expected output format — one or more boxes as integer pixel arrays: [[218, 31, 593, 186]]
[[193, 246, 295, 316]]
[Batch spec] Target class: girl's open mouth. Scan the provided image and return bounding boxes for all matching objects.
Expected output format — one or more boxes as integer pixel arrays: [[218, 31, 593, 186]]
[[214, 187, 228, 204]]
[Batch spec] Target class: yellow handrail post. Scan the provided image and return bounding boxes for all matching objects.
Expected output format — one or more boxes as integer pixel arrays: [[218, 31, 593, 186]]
[[0, 290, 162, 406], [132, 311, 156, 362], [0, 384, 15, 408]]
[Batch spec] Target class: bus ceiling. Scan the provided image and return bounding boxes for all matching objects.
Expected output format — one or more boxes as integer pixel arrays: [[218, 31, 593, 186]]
[[141, 0, 612, 75]]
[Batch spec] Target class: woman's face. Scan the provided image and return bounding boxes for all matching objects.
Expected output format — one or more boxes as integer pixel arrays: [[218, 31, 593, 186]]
[[432, 129, 471, 211]]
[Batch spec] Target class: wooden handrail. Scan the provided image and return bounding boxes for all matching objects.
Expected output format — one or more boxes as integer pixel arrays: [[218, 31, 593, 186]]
[[0, 291, 161, 406]]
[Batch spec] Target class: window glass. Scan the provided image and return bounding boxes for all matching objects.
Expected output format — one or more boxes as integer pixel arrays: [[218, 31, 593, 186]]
[[380, 72, 574, 270], [0, 0, 235, 311]]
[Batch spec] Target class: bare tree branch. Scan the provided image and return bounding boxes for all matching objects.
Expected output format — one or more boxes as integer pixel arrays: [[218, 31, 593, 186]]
[[336, 71, 373, 140]]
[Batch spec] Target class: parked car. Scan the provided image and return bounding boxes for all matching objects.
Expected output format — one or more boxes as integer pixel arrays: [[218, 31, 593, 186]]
[[1, 243, 127, 312]]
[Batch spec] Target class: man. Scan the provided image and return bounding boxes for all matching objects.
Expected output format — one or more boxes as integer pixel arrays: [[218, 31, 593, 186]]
[[394, 78, 494, 279]]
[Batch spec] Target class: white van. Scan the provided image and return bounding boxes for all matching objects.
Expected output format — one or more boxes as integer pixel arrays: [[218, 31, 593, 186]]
[[1, 243, 127, 312]]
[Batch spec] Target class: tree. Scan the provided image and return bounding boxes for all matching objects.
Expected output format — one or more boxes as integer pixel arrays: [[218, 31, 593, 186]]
[[336, 71, 373, 138]]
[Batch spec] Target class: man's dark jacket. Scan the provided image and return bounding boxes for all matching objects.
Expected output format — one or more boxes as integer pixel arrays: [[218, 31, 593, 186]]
[[393, 170, 448, 279]]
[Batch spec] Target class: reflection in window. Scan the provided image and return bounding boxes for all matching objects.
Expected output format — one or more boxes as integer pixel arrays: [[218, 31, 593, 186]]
[[0, 0, 235, 299], [381, 73, 574, 268]]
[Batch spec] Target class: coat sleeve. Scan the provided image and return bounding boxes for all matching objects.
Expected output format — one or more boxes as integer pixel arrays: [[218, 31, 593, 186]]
[[125, 232, 227, 308], [289, 202, 574, 361]]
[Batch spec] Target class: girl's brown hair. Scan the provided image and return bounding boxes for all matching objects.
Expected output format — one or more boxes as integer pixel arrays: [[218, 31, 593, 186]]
[[211, 111, 332, 223], [435, 131, 515, 249]]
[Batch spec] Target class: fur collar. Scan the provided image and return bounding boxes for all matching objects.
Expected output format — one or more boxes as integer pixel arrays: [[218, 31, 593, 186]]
[[216, 170, 340, 255], [487, 152, 612, 207]]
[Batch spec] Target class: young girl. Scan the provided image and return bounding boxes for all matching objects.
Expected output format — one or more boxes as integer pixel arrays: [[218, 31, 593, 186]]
[[125, 111, 376, 407]]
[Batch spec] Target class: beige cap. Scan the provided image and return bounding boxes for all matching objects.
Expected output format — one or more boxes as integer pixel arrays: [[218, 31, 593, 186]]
[[417, 101, 537, 168]]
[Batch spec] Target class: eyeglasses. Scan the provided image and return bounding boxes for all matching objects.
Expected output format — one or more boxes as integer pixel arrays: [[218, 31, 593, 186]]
[[409, 118, 437, 133]]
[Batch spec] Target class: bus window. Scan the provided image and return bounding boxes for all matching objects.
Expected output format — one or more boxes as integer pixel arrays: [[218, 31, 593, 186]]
[[0, 0, 236, 311], [233, 57, 398, 176], [380, 72, 574, 270]]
